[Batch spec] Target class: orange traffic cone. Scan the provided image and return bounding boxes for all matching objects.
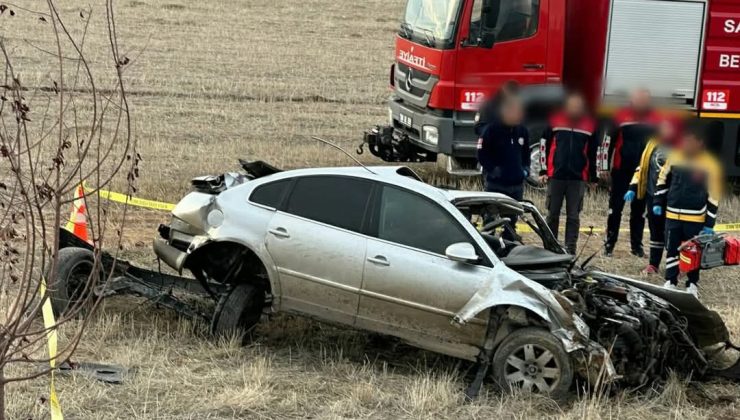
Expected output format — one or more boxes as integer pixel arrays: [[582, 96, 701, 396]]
[[65, 184, 89, 242]]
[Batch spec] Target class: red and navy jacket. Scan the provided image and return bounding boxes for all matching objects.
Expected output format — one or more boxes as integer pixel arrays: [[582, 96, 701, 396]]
[[601, 107, 660, 173], [538, 113, 598, 182]]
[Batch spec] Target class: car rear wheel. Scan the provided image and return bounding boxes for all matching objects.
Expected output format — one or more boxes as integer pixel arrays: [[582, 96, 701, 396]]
[[211, 283, 265, 344], [492, 327, 573, 399]]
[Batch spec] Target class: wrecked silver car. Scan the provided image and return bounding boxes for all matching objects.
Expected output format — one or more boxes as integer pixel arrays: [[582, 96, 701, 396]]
[[52, 162, 740, 398]]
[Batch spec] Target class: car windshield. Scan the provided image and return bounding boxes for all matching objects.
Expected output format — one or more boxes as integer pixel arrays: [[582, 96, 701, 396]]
[[401, 0, 463, 46]]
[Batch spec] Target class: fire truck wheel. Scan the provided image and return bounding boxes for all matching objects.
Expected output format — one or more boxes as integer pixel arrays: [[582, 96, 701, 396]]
[[211, 283, 265, 344], [46, 247, 96, 318], [527, 144, 546, 190]]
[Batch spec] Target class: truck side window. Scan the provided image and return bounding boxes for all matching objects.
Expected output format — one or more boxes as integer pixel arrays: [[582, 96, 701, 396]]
[[472, 0, 540, 43]]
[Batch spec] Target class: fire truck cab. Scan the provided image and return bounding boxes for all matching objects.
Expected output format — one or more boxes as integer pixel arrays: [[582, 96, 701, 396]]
[[362, 0, 740, 179]]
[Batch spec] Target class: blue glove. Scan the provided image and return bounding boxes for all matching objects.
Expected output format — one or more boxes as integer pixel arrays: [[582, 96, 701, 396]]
[[701, 227, 714, 236], [624, 191, 636, 202], [652, 205, 663, 216]]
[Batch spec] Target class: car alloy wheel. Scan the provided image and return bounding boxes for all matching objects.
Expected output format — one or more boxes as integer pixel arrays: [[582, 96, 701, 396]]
[[504, 343, 560, 393], [492, 327, 573, 398]]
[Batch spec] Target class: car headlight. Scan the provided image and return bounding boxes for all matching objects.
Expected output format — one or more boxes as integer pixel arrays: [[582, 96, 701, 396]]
[[422, 125, 438, 145], [388, 108, 394, 126]]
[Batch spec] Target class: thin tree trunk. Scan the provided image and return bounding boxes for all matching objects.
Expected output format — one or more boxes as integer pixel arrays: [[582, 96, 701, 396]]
[[0, 366, 5, 420]]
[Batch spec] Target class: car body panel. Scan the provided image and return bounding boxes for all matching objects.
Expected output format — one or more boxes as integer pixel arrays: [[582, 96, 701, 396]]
[[265, 212, 367, 325], [358, 236, 489, 349]]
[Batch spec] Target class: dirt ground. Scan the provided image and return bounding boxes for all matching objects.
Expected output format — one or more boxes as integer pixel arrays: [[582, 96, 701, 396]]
[[4, 0, 740, 418]]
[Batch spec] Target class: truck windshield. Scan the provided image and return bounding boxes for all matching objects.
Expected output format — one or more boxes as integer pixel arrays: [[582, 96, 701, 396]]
[[401, 0, 464, 48]]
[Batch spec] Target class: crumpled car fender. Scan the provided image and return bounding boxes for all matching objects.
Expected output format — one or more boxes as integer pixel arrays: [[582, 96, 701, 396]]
[[454, 263, 572, 328], [454, 263, 618, 382]]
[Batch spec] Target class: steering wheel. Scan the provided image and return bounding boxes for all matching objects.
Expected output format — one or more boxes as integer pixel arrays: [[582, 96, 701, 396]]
[[481, 217, 511, 235]]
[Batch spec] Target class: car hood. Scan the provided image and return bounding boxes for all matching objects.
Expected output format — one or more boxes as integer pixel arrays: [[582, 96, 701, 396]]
[[593, 271, 730, 348]]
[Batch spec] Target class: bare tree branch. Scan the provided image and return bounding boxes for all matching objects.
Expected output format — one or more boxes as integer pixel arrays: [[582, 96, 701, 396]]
[[0, 2, 136, 416]]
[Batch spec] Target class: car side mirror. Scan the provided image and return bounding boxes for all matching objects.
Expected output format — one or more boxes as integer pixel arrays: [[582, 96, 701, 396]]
[[445, 242, 480, 263], [478, 30, 496, 49]]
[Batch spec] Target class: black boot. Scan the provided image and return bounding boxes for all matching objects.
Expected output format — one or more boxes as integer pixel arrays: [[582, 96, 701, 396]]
[[631, 246, 645, 258], [604, 244, 615, 257]]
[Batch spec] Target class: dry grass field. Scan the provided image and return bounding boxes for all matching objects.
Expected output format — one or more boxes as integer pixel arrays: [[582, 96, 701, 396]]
[[3, 0, 740, 418]]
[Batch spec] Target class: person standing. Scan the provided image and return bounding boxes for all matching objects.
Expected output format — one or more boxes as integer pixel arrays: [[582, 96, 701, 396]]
[[624, 118, 680, 274], [477, 95, 530, 238], [601, 89, 661, 257], [538, 93, 598, 255], [653, 124, 723, 298]]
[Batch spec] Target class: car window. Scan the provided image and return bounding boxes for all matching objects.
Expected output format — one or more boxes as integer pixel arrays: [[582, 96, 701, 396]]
[[376, 185, 470, 255], [250, 179, 291, 209], [284, 176, 373, 233]]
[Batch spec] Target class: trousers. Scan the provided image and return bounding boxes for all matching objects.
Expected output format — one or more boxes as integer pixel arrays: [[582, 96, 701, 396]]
[[645, 195, 666, 267], [606, 169, 646, 251], [545, 179, 586, 254], [665, 219, 703, 286]]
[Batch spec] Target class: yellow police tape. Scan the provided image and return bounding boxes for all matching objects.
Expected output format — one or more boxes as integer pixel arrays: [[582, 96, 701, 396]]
[[83, 183, 175, 212], [81, 184, 740, 233], [40, 279, 64, 420]]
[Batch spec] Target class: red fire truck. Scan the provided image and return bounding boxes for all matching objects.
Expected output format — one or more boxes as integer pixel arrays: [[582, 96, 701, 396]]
[[361, 0, 740, 179]]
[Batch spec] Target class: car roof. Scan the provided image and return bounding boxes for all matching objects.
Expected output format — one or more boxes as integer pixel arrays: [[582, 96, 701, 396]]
[[257, 165, 446, 196], [252, 165, 521, 209]]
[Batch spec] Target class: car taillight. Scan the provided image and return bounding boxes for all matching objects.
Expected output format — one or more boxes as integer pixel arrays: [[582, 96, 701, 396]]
[[389, 63, 395, 88]]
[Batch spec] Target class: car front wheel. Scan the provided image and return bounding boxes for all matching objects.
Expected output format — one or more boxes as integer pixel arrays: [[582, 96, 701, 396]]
[[491, 327, 573, 399]]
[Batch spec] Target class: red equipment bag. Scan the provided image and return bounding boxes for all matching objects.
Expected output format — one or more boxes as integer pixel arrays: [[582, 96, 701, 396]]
[[679, 240, 702, 273], [725, 236, 740, 266]]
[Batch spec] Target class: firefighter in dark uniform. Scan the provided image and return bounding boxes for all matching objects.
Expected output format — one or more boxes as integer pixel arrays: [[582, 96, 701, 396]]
[[625, 118, 680, 275], [477, 95, 530, 239], [601, 89, 661, 257], [538, 92, 598, 255], [653, 125, 723, 298]]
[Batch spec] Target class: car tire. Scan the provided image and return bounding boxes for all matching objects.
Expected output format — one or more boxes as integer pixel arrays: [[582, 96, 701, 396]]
[[211, 283, 265, 344], [46, 247, 96, 318], [491, 327, 573, 400]]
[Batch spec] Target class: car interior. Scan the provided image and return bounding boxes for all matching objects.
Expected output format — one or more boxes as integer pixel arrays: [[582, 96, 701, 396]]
[[454, 199, 574, 271]]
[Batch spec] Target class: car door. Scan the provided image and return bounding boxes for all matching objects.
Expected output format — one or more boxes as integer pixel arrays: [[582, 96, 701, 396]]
[[264, 175, 373, 326], [357, 184, 492, 347]]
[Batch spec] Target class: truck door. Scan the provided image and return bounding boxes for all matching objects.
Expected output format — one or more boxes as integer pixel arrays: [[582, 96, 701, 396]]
[[455, 0, 551, 110]]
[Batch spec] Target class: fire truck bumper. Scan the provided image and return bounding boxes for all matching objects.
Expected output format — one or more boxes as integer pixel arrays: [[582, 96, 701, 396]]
[[388, 99, 478, 157]]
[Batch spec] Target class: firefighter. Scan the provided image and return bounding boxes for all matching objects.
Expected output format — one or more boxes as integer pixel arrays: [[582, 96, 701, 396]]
[[538, 92, 598, 255], [601, 88, 661, 257], [653, 124, 723, 297], [477, 95, 530, 239], [624, 118, 680, 275]]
